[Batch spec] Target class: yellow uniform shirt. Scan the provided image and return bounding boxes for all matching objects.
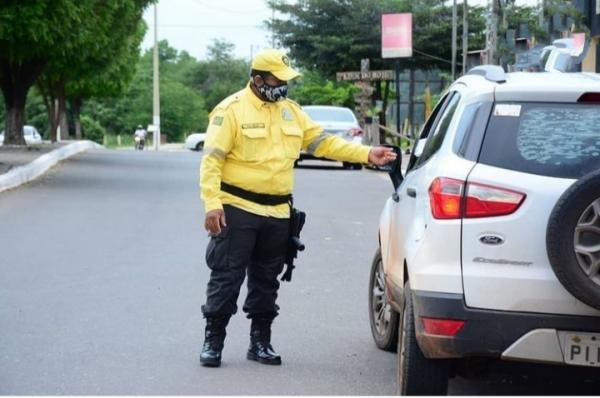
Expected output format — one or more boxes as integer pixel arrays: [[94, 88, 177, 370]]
[[200, 83, 371, 218]]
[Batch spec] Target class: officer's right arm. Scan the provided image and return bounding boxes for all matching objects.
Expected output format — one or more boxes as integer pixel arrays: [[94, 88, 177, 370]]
[[200, 110, 235, 213]]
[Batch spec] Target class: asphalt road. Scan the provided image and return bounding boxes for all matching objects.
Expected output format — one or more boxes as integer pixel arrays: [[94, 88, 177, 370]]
[[0, 149, 598, 395]]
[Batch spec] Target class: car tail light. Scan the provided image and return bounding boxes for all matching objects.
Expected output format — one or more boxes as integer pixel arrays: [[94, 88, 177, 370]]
[[421, 317, 465, 336], [578, 92, 600, 103], [429, 177, 464, 219], [464, 182, 525, 218], [429, 177, 526, 219]]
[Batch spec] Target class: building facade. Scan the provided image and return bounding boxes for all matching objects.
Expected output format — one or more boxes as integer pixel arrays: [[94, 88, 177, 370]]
[[573, 0, 600, 72]]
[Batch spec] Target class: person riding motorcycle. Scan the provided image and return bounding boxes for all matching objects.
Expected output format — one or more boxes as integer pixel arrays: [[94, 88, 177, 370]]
[[133, 125, 147, 150]]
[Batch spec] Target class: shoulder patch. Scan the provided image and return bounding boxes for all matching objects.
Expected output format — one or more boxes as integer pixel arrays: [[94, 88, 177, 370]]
[[212, 116, 224, 126]]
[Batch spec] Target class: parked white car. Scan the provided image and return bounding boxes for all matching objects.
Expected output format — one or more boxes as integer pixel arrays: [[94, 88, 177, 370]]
[[300, 105, 364, 169], [369, 65, 600, 394], [0, 125, 42, 145], [184, 132, 206, 151]]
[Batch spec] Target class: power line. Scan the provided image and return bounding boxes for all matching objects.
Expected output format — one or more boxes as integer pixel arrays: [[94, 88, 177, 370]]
[[414, 49, 463, 65]]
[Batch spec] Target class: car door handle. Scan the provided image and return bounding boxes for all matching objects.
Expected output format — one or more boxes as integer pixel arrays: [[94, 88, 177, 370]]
[[406, 187, 417, 198]]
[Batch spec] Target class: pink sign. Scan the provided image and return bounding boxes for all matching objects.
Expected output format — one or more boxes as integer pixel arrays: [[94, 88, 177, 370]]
[[571, 32, 585, 56], [381, 13, 412, 58]]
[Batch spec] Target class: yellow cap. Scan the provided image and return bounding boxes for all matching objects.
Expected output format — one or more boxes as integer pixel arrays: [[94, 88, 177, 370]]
[[251, 49, 300, 81]]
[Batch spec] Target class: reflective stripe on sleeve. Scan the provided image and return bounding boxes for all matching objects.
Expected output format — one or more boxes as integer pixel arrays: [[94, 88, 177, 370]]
[[306, 133, 333, 155], [203, 147, 227, 160]]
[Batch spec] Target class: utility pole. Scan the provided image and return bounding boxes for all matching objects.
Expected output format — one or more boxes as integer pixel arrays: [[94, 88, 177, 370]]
[[486, 0, 499, 64], [452, 0, 457, 80], [539, 0, 545, 28], [152, 3, 160, 151], [462, 0, 468, 74]]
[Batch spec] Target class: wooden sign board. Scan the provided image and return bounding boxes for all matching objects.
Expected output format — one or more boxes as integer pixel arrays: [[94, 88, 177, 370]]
[[336, 70, 394, 81]]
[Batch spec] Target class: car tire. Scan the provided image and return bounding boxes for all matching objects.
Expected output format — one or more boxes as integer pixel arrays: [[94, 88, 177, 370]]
[[398, 281, 449, 395], [342, 162, 352, 169], [352, 163, 363, 170], [368, 248, 399, 352], [195, 142, 204, 151], [547, 169, 600, 310]]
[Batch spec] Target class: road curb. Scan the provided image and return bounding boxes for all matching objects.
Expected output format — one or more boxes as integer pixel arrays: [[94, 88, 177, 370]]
[[0, 140, 104, 194]]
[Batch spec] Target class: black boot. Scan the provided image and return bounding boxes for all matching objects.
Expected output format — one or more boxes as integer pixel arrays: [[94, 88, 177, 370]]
[[247, 318, 281, 365], [200, 316, 230, 367]]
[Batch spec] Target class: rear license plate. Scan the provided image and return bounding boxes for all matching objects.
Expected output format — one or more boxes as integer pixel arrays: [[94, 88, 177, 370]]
[[564, 332, 600, 367]]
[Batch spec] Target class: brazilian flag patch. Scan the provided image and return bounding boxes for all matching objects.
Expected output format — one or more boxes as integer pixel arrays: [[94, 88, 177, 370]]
[[212, 116, 224, 126]]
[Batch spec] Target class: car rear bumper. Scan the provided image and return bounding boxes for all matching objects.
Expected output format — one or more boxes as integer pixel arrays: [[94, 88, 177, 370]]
[[391, 283, 600, 363]]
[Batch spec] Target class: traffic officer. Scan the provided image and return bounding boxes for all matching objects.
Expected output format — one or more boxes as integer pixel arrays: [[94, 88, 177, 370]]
[[199, 49, 396, 367]]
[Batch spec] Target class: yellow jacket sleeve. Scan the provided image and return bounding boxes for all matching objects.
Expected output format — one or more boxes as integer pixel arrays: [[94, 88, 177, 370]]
[[300, 110, 371, 163], [200, 110, 236, 213]]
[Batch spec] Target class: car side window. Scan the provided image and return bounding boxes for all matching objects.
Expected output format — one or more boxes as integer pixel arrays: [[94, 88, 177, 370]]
[[405, 92, 452, 172], [415, 92, 461, 167]]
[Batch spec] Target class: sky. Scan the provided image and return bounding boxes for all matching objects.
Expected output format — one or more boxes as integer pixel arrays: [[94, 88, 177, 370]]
[[141, 0, 542, 61], [141, 0, 273, 61]]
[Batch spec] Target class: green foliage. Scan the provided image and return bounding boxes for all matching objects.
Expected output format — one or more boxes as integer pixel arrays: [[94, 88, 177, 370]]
[[268, 0, 486, 77], [80, 115, 105, 144], [178, 38, 250, 111], [289, 71, 358, 107], [83, 40, 210, 141]]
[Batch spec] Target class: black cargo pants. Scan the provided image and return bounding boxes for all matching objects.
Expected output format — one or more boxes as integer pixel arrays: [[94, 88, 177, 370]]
[[201, 205, 289, 320]]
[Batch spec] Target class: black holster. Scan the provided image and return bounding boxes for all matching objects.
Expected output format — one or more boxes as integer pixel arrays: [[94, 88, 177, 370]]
[[281, 206, 306, 282]]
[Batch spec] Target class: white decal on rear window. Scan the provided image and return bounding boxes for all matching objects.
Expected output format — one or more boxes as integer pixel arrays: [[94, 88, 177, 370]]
[[494, 104, 521, 117]]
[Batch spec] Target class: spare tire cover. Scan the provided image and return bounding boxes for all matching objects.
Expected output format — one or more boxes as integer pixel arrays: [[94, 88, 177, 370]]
[[547, 169, 600, 310]]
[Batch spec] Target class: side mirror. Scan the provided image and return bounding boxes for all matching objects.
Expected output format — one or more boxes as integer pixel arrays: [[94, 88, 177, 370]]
[[378, 145, 403, 190]]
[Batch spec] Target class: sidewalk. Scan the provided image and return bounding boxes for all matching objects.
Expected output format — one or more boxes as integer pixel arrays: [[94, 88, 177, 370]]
[[0, 140, 103, 193]]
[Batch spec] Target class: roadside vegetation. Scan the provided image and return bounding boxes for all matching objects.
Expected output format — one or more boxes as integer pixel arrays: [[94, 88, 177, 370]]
[[0, 0, 581, 146]]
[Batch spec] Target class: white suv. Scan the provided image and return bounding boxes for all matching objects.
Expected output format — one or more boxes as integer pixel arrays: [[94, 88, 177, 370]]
[[368, 66, 600, 395]]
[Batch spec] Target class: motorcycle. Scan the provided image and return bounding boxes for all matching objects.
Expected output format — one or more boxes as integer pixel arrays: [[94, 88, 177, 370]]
[[134, 136, 145, 151]]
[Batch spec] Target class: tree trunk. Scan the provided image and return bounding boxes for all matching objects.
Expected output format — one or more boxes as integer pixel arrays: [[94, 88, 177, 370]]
[[38, 80, 59, 143], [71, 98, 83, 140], [57, 84, 69, 140], [0, 59, 46, 145]]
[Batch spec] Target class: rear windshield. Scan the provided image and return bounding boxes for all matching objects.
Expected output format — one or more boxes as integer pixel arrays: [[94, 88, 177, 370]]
[[479, 102, 600, 179], [303, 108, 356, 123]]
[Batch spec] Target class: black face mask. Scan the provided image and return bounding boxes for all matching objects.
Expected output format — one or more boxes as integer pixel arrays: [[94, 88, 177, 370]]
[[254, 77, 288, 102]]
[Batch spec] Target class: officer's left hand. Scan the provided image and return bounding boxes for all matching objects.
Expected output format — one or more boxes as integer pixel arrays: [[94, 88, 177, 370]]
[[368, 146, 397, 166]]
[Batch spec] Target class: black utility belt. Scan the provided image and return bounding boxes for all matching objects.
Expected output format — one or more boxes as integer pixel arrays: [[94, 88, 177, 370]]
[[220, 182, 291, 206]]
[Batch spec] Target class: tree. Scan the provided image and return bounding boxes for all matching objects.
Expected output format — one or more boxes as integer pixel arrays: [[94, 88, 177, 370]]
[[36, 0, 152, 142], [267, 0, 486, 77], [0, 1, 86, 145], [67, 19, 147, 140], [267, 0, 485, 129], [179, 38, 250, 111], [83, 41, 208, 141], [289, 71, 358, 108]]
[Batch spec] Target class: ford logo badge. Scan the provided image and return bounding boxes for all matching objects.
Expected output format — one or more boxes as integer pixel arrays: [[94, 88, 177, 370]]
[[479, 235, 505, 245]]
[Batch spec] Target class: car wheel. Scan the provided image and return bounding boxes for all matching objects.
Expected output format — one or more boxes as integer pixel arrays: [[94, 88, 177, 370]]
[[195, 142, 204, 151], [352, 163, 363, 170], [398, 281, 449, 395], [342, 162, 352, 169], [368, 248, 399, 352], [547, 169, 600, 310]]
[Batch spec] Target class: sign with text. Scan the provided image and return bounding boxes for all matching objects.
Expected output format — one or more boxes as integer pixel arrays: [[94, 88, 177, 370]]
[[381, 13, 412, 58], [336, 70, 395, 81]]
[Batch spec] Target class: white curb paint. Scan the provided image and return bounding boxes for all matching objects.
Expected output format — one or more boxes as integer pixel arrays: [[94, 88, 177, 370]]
[[0, 141, 104, 193]]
